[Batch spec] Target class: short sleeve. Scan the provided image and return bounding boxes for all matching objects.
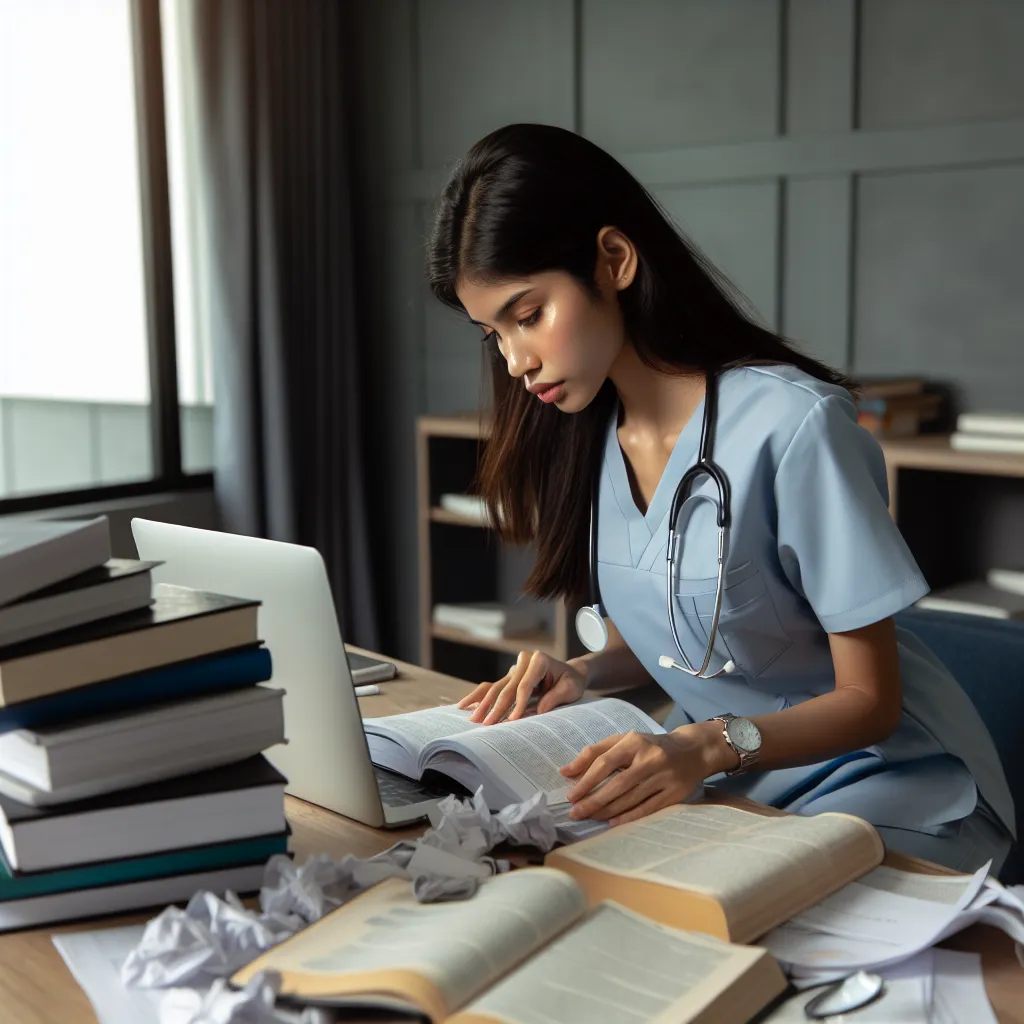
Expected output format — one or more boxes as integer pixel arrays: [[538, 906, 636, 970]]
[[774, 394, 929, 633]]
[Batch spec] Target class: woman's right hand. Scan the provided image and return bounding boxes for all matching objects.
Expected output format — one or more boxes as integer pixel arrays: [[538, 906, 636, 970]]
[[457, 650, 588, 725]]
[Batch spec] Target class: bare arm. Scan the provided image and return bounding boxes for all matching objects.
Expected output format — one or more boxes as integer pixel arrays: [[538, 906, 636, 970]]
[[568, 617, 652, 693], [563, 616, 905, 826], [697, 616, 904, 775]]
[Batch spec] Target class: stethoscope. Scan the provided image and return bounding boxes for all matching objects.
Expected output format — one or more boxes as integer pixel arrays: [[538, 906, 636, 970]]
[[574, 372, 736, 677]]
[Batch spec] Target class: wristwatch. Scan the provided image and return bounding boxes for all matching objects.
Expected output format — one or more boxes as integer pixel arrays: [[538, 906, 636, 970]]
[[710, 713, 762, 776]]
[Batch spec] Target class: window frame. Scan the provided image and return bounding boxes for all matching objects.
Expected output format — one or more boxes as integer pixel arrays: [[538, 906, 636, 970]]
[[0, 0, 212, 516]]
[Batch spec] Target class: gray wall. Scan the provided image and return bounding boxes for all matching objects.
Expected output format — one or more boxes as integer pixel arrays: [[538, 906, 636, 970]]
[[352, 0, 1024, 661]]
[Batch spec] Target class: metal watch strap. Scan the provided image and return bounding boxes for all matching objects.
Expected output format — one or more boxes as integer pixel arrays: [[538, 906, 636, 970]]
[[711, 714, 759, 777]]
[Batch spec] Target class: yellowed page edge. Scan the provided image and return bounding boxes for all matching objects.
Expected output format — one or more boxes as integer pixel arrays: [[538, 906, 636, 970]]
[[545, 851, 730, 938], [232, 880, 448, 1021]]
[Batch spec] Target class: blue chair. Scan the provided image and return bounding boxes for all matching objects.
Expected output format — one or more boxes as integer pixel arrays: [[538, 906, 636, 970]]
[[895, 607, 1024, 883]]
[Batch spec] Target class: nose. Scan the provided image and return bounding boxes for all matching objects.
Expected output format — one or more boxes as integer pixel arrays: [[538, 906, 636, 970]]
[[504, 336, 537, 379]]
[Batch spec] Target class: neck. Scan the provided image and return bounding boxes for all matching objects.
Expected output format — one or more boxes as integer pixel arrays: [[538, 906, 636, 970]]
[[608, 344, 705, 437]]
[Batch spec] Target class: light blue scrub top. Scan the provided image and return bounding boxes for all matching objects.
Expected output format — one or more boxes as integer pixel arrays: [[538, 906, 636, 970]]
[[597, 365, 1015, 842]]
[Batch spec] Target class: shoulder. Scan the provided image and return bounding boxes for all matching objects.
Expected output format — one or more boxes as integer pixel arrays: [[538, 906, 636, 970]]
[[720, 363, 858, 452]]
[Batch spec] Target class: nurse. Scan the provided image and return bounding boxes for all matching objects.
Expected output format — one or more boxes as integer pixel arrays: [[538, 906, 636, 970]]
[[427, 123, 1015, 873]]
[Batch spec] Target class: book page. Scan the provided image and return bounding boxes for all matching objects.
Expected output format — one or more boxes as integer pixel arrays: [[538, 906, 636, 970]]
[[232, 868, 587, 1022], [363, 705, 479, 754], [453, 902, 777, 1024], [429, 699, 664, 804], [556, 803, 882, 941]]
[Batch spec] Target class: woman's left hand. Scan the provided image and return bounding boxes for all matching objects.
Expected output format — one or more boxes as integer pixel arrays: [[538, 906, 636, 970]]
[[561, 727, 714, 827]]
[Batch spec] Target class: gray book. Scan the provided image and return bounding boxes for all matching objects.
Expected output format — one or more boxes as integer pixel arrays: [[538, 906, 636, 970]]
[[0, 517, 111, 609]]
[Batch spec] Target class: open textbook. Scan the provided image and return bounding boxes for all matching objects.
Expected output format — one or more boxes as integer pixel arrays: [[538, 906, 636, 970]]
[[544, 801, 885, 944], [363, 697, 664, 836], [232, 867, 787, 1024]]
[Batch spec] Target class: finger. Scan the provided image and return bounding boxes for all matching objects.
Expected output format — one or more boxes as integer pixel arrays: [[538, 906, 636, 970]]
[[535, 675, 577, 715], [468, 679, 512, 722], [506, 652, 552, 721], [565, 737, 638, 801], [576, 774, 661, 822], [560, 735, 619, 779], [609, 791, 673, 828], [481, 653, 531, 724], [457, 681, 495, 710]]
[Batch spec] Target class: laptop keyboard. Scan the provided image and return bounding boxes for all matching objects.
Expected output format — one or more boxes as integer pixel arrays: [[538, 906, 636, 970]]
[[373, 765, 449, 807]]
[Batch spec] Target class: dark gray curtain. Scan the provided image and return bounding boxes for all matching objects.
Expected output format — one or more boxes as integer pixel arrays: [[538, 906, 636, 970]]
[[178, 0, 378, 648]]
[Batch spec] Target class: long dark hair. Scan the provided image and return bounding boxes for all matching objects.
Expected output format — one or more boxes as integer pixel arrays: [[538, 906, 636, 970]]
[[428, 123, 855, 602]]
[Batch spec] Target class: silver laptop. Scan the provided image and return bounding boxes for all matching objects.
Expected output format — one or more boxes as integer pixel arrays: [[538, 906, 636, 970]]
[[130, 519, 453, 827]]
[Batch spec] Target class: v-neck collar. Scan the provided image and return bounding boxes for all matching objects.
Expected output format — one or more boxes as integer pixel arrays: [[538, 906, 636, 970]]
[[604, 391, 706, 546]]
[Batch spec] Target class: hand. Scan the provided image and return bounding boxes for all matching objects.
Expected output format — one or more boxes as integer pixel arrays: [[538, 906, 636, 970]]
[[560, 726, 714, 827], [457, 650, 588, 725]]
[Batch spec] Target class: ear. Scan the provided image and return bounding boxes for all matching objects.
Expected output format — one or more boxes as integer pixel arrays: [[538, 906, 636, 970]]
[[595, 227, 638, 292]]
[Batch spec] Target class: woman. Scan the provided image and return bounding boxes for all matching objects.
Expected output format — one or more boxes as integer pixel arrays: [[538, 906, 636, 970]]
[[427, 123, 1014, 873]]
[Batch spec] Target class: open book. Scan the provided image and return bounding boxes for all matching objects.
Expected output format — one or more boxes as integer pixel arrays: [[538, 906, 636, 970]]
[[545, 801, 885, 944], [363, 698, 665, 837], [232, 867, 787, 1024]]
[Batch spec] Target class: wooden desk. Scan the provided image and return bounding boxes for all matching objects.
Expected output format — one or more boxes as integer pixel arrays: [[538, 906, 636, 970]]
[[1, 649, 1021, 1024]]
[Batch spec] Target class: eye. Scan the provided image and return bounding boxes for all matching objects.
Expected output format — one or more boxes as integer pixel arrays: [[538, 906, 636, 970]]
[[482, 330, 500, 347], [517, 308, 542, 329]]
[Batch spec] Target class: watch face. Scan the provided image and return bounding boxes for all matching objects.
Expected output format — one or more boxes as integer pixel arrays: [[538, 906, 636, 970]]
[[727, 717, 762, 753]]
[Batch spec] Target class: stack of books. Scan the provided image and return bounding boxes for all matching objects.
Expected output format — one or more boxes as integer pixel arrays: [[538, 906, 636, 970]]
[[854, 378, 940, 439], [950, 411, 1024, 455], [0, 517, 287, 931]]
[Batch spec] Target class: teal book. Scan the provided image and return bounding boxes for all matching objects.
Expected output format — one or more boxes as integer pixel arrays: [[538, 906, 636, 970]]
[[0, 831, 287, 902]]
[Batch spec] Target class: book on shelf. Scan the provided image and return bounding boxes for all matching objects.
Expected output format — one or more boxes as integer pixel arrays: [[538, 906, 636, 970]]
[[0, 645, 272, 737], [0, 584, 260, 707], [956, 411, 1024, 437], [0, 830, 287, 933], [0, 754, 287, 873], [432, 602, 542, 640], [363, 697, 665, 841], [232, 864, 788, 1024], [439, 493, 491, 524], [345, 651, 397, 686], [950, 431, 1024, 455], [915, 581, 1024, 620], [988, 567, 1024, 597], [855, 392, 940, 439], [856, 377, 926, 400], [0, 516, 112, 608], [0, 558, 156, 649], [0, 684, 286, 806]]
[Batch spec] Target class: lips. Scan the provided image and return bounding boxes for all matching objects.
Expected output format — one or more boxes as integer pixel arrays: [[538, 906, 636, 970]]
[[532, 382, 565, 404]]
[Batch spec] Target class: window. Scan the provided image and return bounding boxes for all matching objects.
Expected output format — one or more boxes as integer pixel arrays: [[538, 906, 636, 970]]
[[0, 0, 211, 510]]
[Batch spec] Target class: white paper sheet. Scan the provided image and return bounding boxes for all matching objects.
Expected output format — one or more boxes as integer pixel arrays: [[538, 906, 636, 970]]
[[930, 949, 998, 1024], [53, 927, 326, 1024], [763, 862, 1000, 973]]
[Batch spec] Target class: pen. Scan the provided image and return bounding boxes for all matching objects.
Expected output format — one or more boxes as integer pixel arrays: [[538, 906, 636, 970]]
[[354, 684, 380, 697]]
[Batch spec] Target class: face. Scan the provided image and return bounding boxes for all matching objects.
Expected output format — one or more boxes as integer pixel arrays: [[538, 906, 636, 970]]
[[455, 228, 637, 413]]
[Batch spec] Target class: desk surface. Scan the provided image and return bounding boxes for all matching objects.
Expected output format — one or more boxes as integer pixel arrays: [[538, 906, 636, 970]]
[[1, 648, 1021, 1024]]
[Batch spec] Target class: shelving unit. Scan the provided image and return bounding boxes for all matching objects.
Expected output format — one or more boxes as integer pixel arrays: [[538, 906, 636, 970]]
[[417, 413, 583, 680], [880, 434, 1024, 592]]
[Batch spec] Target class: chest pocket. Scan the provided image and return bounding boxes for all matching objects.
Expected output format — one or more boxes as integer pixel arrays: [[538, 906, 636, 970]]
[[673, 561, 792, 678]]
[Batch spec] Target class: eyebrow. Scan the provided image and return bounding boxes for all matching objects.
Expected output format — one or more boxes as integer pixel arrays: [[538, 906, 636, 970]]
[[467, 288, 532, 329]]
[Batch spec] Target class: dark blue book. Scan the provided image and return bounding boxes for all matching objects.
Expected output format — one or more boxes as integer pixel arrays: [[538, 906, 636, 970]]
[[0, 645, 272, 736]]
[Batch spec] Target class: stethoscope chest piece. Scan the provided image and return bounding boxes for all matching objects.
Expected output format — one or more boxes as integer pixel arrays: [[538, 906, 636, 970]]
[[575, 604, 608, 653]]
